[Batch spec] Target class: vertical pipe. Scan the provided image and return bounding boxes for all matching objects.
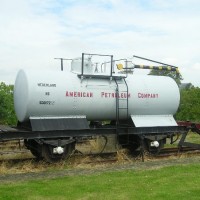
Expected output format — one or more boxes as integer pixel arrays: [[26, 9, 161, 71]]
[[81, 53, 84, 76], [61, 58, 63, 71], [110, 55, 113, 77]]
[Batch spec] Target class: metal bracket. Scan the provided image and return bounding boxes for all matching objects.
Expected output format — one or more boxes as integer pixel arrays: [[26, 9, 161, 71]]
[[30, 116, 89, 131], [178, 132, 200, 149]]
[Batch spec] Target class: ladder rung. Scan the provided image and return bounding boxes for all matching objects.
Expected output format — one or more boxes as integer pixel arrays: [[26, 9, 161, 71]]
[[118, 98, 128, 100]]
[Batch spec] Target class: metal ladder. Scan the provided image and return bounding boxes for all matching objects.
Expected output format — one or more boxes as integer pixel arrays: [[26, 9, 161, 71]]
[[114, 78, 129, 127]]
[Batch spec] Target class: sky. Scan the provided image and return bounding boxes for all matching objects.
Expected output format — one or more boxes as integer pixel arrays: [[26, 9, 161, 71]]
[[0, 0, 200, 86]]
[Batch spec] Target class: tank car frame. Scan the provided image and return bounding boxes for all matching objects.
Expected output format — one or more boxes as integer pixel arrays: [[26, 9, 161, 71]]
[[0, 122, 188, 162]]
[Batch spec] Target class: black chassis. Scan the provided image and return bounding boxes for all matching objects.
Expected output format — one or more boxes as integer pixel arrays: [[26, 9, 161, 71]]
[[0, 125, 187, 142]]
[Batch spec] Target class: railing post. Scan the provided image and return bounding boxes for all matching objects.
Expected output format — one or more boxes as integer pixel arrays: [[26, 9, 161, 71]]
[[110, 55, 113, 77], [81, 53, 84, 76], [61, 58, 63, 71]]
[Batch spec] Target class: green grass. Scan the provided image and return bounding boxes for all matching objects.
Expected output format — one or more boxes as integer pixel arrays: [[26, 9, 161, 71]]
[[0, 164, 200, 200], [185, 132, 200, 143], [165, 131, 200, 148]]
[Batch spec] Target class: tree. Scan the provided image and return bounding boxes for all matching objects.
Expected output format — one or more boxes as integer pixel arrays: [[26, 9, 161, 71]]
[[149, 69, 182, 85], [175, 87, 200, 122], [0, 82, 17, 125]]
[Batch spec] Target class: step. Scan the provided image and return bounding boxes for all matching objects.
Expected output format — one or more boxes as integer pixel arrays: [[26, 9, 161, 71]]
[[118, 98, 128, 101]]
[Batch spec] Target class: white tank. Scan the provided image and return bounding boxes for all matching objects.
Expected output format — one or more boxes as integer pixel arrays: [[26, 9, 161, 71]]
[[14, 69, 180, 123]]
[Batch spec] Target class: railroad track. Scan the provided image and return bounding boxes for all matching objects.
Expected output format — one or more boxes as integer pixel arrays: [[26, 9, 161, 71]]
[[0, 150, 30, 155], [0, 147, 199, 166], [0, 152, 118, 166], [148, 147, 200, 158]]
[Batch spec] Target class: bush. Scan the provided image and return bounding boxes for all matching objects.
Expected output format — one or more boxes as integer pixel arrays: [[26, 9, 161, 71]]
[[176, 87, 200, 122], [0, 82, 17, 125]]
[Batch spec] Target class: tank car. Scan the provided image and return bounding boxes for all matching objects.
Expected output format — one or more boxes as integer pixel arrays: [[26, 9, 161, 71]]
[[13, 53, 183, 162]]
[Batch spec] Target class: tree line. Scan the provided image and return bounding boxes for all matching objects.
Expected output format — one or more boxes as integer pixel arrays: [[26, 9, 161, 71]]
[[175, 87, 200, 122], [0, 82, 17, 125], [0, 81, 200, 125]]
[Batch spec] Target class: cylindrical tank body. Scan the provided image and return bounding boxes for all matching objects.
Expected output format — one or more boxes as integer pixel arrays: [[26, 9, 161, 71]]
[[14, 69, 180, 122]]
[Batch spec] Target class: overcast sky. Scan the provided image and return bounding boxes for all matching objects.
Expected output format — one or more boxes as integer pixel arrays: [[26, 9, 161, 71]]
[[0, 0, 200, 86]]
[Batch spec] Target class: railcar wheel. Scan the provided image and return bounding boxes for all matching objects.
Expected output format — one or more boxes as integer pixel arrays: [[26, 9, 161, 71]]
[[42, 142, 75, 163], [24, 139, 43, 159], [30, 149, 43, 159], [119, 135, 141, 156]]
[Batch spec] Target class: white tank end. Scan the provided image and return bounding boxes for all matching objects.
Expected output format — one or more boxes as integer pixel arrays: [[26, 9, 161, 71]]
[[14, 70, 29, 122]]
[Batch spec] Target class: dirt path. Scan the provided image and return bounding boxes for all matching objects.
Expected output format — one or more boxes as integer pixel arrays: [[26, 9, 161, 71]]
[[0, 156, 199, 183]]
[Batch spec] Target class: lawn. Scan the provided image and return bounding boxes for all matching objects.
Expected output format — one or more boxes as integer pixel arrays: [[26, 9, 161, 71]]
[[165, 131, 200, 148], [0, 163, 199, 200]]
